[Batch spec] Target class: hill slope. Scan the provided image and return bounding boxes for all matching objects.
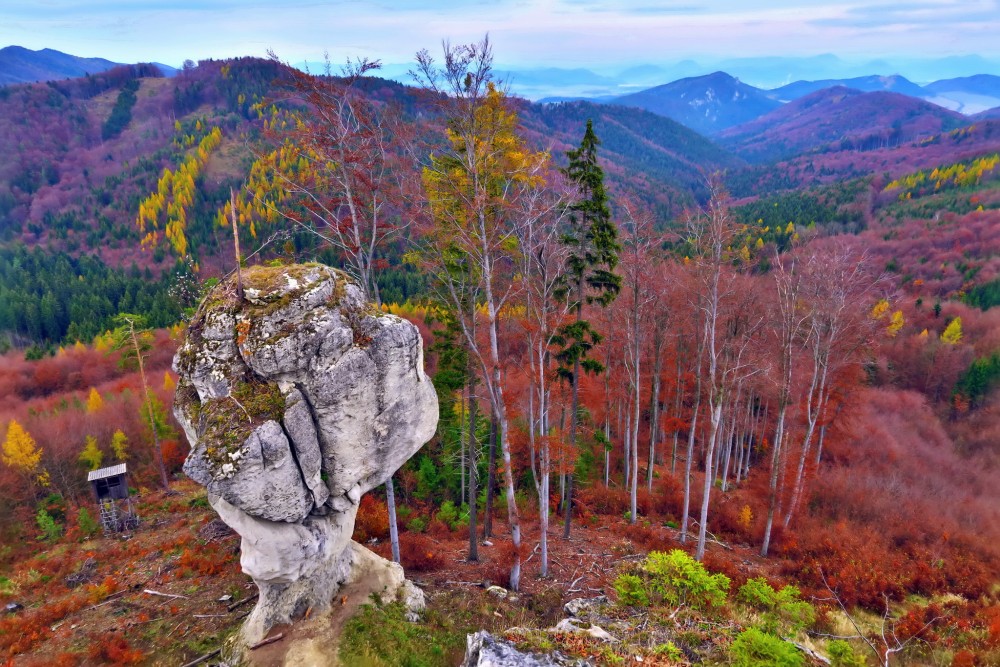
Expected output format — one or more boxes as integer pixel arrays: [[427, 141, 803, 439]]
[[610, 71, 781, 135], [0, 58, 741, 279], [719, 87, 966, 163], [524, 100, 743, 211]]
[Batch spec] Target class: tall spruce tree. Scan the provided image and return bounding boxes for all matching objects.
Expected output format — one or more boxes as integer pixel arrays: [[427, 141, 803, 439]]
[[555, 120, 621, 539]]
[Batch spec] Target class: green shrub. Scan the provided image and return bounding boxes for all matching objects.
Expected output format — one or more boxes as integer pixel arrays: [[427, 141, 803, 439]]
[[738, 578, 815, 632], [77, 507, 100, 538], [613, 573, 650, 607], [827, 639, 866, 667], [730, 628, 803, 667], [643, 549, 730, 609], [36, 508, 63, 542], [774, 585, 815, 632], [738, 577, 777, 609], [40, 492, 67, 521], [406, 516, 427, 533], [651, 641, 684, 661], [434, 500, 469, 531]]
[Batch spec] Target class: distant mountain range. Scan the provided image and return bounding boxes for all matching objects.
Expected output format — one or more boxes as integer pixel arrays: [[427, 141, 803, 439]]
[[543, 72, 1000, 137], [0, 45, 176, 86], [718, 87, 966, 163], [378, 53, 1000, 100], [769, 75, 927, 101]]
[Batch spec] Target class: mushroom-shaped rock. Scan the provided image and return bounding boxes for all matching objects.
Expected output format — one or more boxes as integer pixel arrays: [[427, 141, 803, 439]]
[[173, 263, 437, 652]]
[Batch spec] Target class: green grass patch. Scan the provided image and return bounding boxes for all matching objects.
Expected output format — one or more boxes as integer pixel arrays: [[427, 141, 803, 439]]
[[339, 599, 468, 667]]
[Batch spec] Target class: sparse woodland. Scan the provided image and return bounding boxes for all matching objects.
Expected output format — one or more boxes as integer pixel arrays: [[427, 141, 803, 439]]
[[1, 39, 999, 666]]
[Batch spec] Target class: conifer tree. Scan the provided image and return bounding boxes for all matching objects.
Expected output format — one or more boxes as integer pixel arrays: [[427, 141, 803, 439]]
[[555, 119, 621, 539]]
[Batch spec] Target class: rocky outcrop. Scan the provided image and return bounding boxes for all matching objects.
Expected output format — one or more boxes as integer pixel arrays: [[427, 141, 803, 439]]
[[173, 263, 437, 651]]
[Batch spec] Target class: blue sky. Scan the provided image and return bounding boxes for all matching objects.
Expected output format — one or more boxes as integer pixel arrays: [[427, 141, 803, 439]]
[[2, 0, 998, 71]]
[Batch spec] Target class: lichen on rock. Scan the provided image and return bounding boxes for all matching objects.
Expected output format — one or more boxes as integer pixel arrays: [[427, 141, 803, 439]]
[[172, 263, 437, 654]]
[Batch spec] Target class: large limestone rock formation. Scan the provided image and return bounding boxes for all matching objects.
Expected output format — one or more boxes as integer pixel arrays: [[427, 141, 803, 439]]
[[173, 263, 437, 649]]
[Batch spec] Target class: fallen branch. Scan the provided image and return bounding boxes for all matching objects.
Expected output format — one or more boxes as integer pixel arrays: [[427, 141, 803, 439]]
[[179, 648, 221, 667], [82, 590, 128, 612], [566, 575, 585, 592], [250, 632, 285, 650], [193, 614, 229, 618], [136, 616, 166, 625], [227, 593, 258, 612], [143, 589, 188, 600], [787, 638, 830, 665]]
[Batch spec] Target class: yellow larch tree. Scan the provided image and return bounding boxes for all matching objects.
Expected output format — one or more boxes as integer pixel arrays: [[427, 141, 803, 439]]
[[79, 436, 103, 471], [2, 419, 48, 487], [86, 387, 104, 413], [111, 430, 129, 461], [887, 310, 905, 337], [941, 316, 963, 344]]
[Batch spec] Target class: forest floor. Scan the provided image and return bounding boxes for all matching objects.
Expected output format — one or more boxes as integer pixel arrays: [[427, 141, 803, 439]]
[[0, 481, 791, 667]]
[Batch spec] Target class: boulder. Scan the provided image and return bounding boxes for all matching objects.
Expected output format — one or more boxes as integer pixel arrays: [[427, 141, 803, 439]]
[[173, 263, 437, 651]]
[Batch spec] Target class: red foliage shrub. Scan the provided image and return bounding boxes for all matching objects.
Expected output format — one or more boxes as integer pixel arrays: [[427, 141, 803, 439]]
[[951, 649, 976, 667], [398, 533, 446, 572], [177, 543, 228, 577], [617, 523, 668, 552], [352, 494, 389, 543], [0, 591, 88, 655], [986, 605, 1000, 647], [703, 551, 747, 591], [425, 518, 451, 538], [896, 603, 941, 643], [160, 439, 187, 472], [577, 485, 629, 516], [34, 653, 81, 667], [650, 475, 684, 517], [87, 633, 143, 665], [482, 539, 519, 588]]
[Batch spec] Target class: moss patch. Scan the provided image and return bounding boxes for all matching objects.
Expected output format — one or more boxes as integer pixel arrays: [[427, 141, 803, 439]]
[[197, 376, 285, 476], [241, 262, 327, 316]]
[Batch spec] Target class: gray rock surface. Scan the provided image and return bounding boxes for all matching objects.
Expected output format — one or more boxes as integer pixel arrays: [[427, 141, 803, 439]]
[[563, 596, 609, 618], [462, 631, 590, 667], [173, 263, 437, 650], [552, 618, 618, 642]]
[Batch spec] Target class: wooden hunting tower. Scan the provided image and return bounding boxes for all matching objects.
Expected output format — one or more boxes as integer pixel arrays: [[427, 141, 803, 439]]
[[88, 463, 138, 533]]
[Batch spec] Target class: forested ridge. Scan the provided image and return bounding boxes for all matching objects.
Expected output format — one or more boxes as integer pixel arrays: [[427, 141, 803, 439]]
[[1, 45, 999, 666]]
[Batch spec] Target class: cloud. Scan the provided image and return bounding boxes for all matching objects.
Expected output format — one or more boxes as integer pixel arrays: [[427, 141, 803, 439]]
[[0, 0, 997, 69]]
